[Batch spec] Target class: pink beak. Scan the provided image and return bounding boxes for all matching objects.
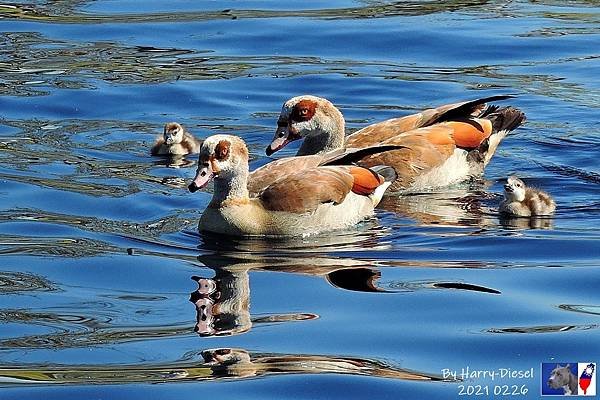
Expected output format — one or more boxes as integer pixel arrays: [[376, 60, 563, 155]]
[[266, 125, 302, 156], [188, 165, 215, 192], [266, 136, 289, 156]]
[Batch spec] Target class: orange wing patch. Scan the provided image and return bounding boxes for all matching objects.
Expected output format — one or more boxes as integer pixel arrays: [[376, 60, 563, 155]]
[[349, 166, 383, 196], [447, 119, 492, 149], [424, 126, 455, 146]]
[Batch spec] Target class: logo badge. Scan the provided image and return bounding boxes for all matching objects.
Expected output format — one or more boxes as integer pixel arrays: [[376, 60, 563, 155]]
[[542, 362, 596, 396]]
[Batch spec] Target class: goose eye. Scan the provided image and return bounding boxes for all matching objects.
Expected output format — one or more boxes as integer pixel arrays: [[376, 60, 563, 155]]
[[292, 100, 316, 122]]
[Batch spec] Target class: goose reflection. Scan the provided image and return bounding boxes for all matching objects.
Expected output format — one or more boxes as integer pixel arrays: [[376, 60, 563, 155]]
[[201, 347, 445, 382], [190, 265, 252, 337], [0, 346, 445, 385], [190, 256, 503, 337], [189, 257, 389, 337], [377, 186, 495, 227]]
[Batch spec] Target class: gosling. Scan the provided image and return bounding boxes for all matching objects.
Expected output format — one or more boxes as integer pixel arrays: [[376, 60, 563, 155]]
[[500, 176, 555, 217], [151, 122, 202, 156]]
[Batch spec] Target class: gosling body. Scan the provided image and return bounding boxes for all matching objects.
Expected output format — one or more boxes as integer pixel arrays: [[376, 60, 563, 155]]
[[500, 176, 555, 217], [151, 122, 202, 156]]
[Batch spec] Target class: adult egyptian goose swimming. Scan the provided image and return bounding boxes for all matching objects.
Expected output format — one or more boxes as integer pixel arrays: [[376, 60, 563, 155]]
[[188, 134, 395, 236], [151, 122, 203, 156], [266, 95, 526, 192], [500, 175, 555, 217]]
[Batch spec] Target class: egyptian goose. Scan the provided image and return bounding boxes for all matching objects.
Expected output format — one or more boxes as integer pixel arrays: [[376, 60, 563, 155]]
[[266, 95, 526, 192], [151, 122, 202, 156], [500, 176, 555, 217], [187, 134, 395, 236]]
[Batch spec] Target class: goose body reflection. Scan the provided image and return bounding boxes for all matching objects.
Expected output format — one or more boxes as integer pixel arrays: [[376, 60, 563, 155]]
[[201, 347, 443, 382], [0, 347, 443, 385], [190, 267, 251, 337]]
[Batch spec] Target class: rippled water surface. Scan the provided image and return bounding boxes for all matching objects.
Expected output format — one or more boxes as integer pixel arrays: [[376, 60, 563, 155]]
[[1, 1, 599, 398]]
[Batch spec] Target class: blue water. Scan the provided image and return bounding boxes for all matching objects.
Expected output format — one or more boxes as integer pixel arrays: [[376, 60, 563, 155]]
[[1, 1, 599, 399]]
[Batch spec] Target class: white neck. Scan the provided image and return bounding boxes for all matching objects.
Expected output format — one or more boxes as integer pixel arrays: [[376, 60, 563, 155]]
[[210, 168, 249, 207], [505, 190, 525, 203]]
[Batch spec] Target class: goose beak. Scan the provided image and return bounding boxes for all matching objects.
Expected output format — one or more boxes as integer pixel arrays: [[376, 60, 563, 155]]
[[266, 126, 291, 156], [189, 165, 215, 192], [266, 137, 288, 156], [266, 126, 302, 156]]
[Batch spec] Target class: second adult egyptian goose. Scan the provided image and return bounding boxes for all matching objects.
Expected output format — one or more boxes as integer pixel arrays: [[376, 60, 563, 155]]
[[188, 134, 395, 237], [266, 95, 525, 192]]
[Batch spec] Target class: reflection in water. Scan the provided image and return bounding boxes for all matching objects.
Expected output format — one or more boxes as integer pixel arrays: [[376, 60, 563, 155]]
[[386, 279, 501, 294], [377, 185, 495, 227], [0, 235, 119, 257], [189, 257, 502, 338], [190, 265, 318, 337], [0, 210, 198, 254], [153, 156, 196, 170], [499, 215, 554, 230], [487, 324, 598, 334], [0, 314, 193, 350], [0, 347, 444, 385], [326, 268, 385, 293], [0, 271, 58, 294], [200, 347, 445, 381], [0, 1, 491, 24], [197, 223, 392, 254], [559, 304, 600, 316], [190, 267, 251, 337]]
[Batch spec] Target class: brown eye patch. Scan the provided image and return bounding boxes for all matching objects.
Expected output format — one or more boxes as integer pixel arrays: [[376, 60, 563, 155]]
[[215, 140, 230, 160], [291, 99, 316, 122]]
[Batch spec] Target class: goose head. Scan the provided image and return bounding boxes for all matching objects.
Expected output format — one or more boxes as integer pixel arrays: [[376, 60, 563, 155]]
[[504, 175, 526, 202], [266, 95, 342, 155], [188, 134, 249, 193]]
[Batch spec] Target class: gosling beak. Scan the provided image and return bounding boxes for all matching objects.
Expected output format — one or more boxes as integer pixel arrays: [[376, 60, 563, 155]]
[[189, 165, 215, 192]]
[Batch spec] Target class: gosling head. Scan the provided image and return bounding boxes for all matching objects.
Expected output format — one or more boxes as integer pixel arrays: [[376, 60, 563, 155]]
[[188, 134, 249, 193], [163, 122, 185, 145], [266, 95, 337, 156], [504, 175, 526, 202]]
